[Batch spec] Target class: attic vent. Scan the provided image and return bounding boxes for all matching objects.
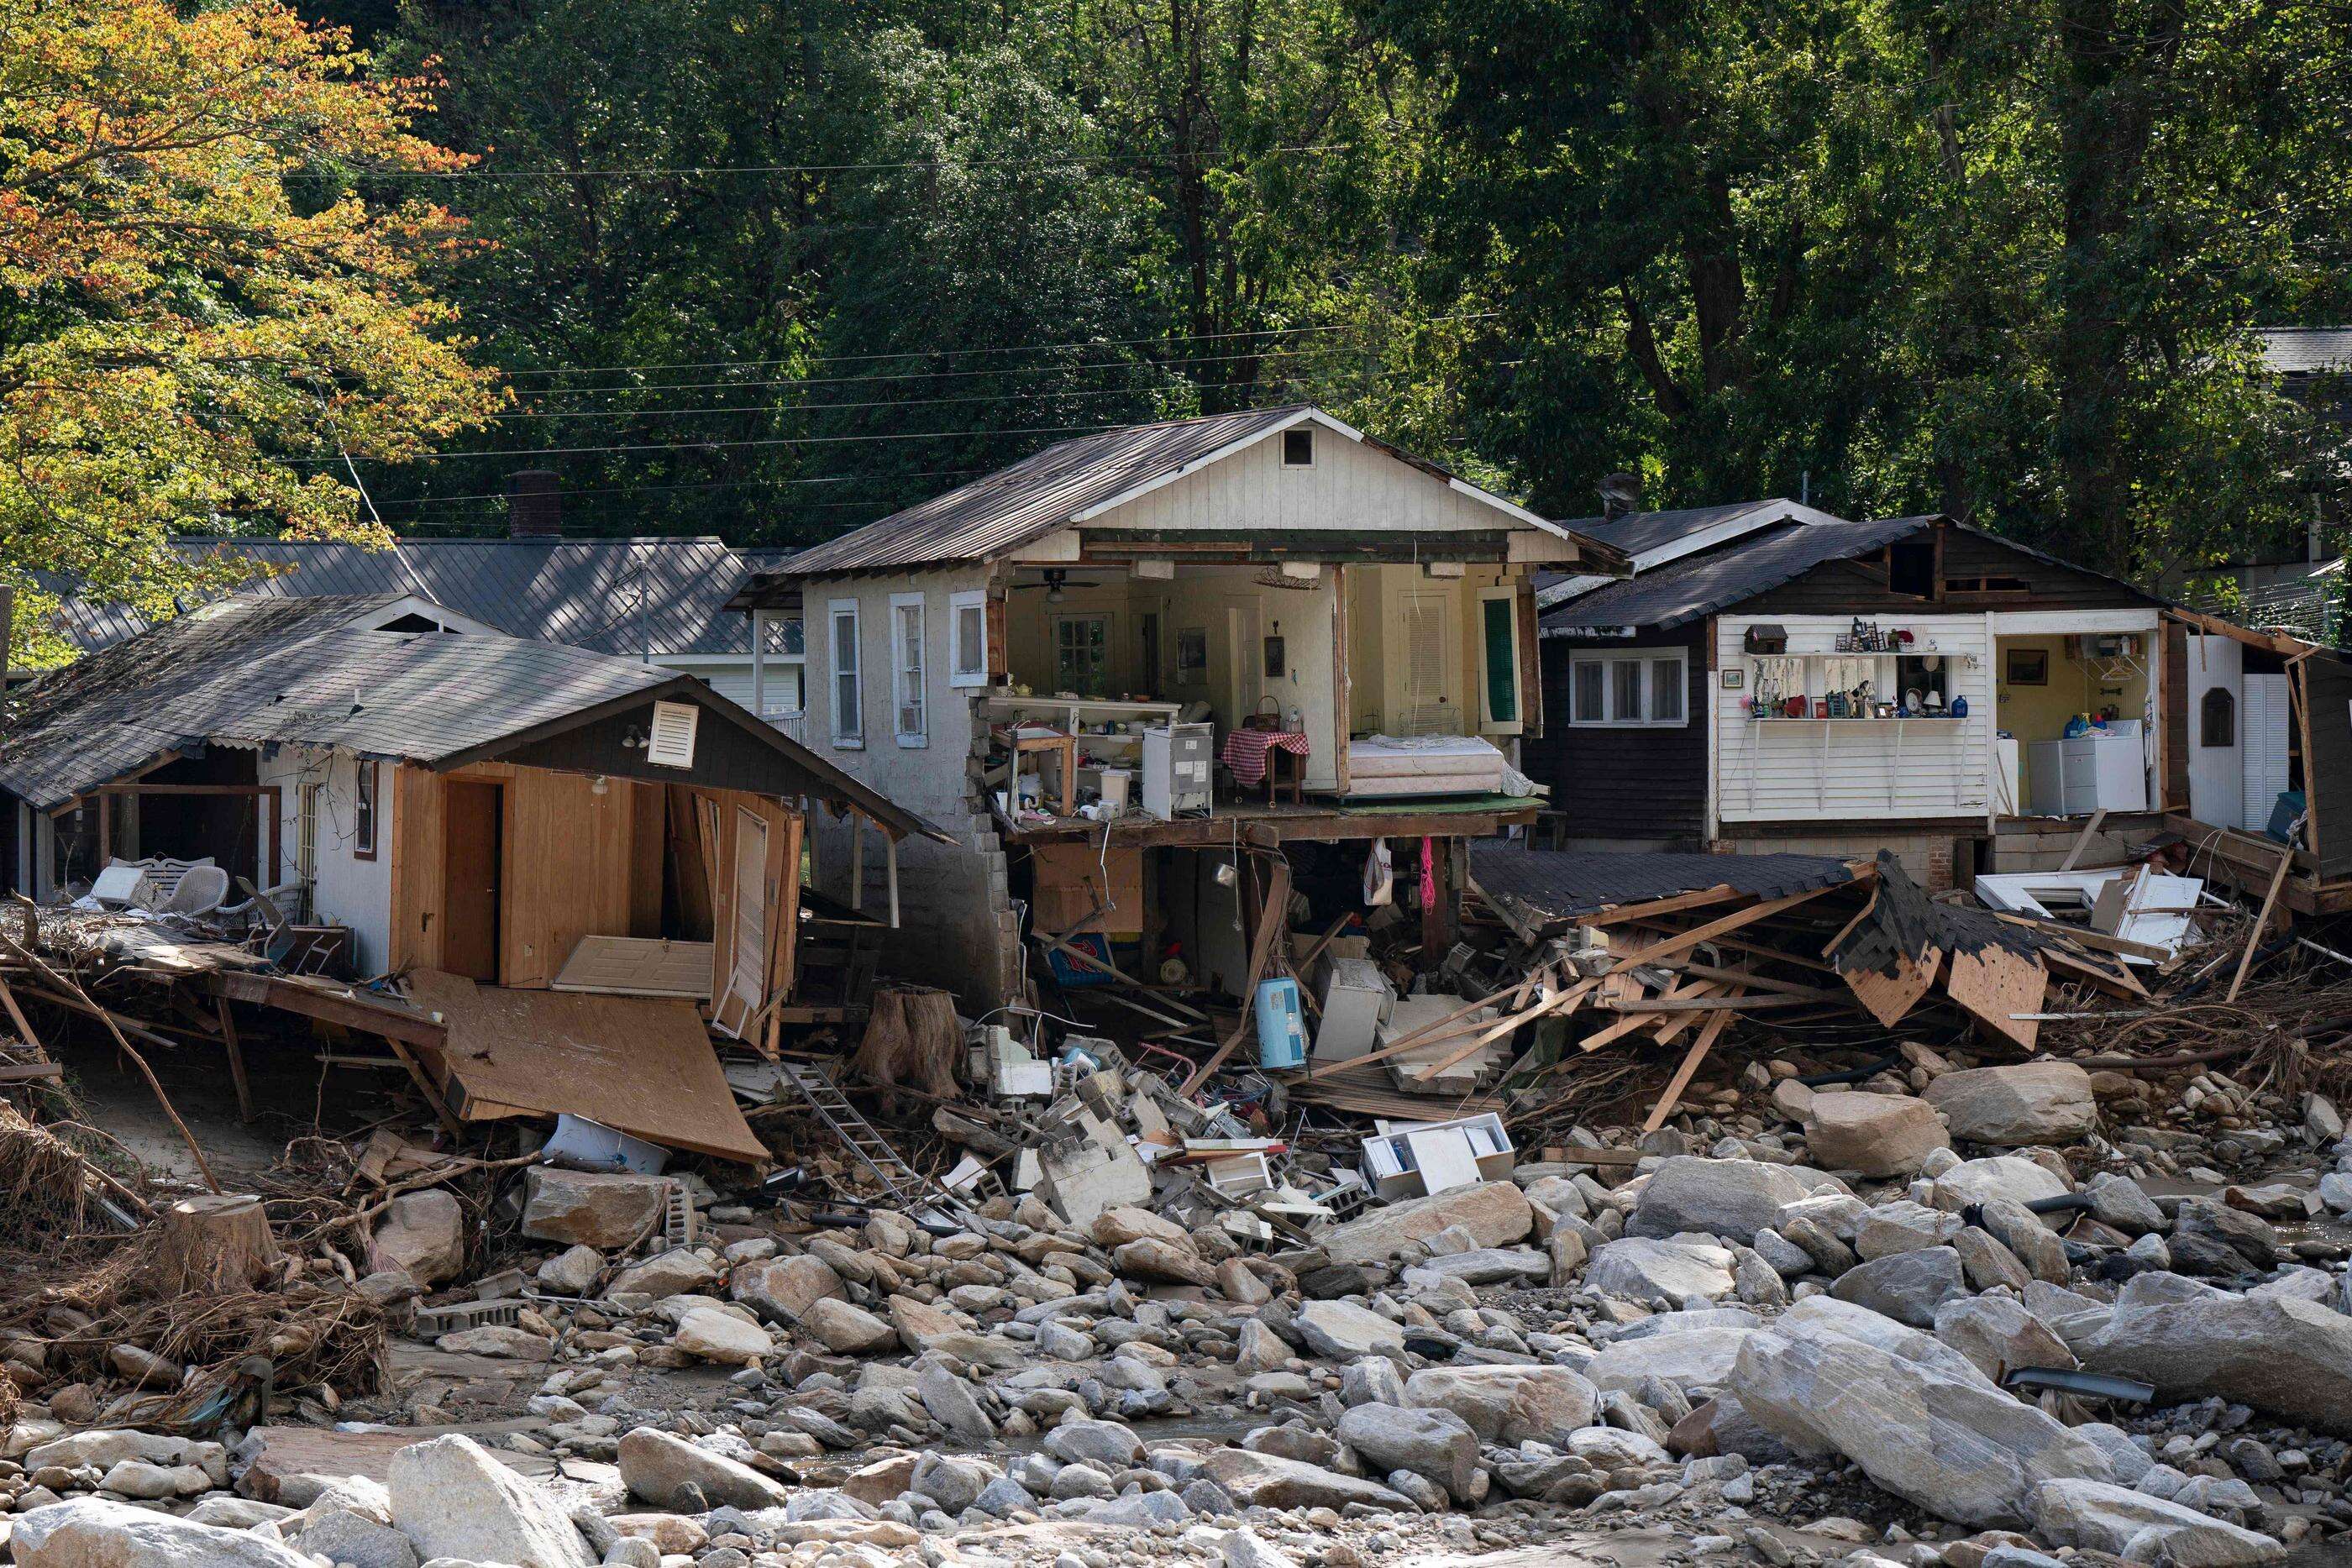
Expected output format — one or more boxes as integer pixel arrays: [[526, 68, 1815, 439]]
[[1282, 427, 1315, 467], [644, 700, 700, 768]]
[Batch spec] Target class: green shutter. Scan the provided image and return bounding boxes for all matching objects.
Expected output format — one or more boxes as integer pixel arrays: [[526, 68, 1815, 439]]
[[1482, 598, 1518, 723]]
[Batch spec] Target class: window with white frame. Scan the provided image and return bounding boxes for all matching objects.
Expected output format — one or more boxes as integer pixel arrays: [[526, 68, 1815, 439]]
[[1568, 648, 1687, 727], [757, 612, 806, 716], [890, 593, 927, 745], [948, 589, 990, 687], [829, 600, 863, 745]]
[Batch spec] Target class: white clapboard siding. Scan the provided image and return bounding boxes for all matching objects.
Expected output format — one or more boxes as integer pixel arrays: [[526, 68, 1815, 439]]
[[1717, 615, 1993, 823], [1091, 424, 1501, 537]]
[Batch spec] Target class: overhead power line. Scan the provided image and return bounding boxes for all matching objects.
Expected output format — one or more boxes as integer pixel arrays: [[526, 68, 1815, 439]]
[[315, 419, 1133, 464], [326, 143, 1355, 181], [493, 315, 1494, 379]]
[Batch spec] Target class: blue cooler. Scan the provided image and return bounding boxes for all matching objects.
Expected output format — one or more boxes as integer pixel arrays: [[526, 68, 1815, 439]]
[[1254, 978, 1308, 1069]]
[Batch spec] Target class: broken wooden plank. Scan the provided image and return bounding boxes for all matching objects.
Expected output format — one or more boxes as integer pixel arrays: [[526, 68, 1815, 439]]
[[1177, 857, 1293, 1097], [1604, 883, 1850, 975], [2224, 847, 2295, 1004], [1407, 976, 1593, 1083], [1580, 883, 1750, 926], [2057, 808, 2109, 872], [1641, 999, 1740, 1134]]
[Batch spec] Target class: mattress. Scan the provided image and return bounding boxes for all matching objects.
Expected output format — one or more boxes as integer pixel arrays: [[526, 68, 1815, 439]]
[[1341, 734, 1507, 796]]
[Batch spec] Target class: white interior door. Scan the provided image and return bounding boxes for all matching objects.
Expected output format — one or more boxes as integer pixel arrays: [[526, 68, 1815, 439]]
[[2187, 635, 2244, 831], [1397, 590, 1457, 734], [715, 807, 769, 1037], [2242, 673, 2291, 832], [1222, 600, 1262, 729]]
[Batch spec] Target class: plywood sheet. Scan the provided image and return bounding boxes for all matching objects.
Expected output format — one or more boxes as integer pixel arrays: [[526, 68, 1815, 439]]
[[406, 969, 768, 1162], [1840, 945, 1942, 1028], [1943, 946, 2046, 1051], [552, 936, 715, 999]]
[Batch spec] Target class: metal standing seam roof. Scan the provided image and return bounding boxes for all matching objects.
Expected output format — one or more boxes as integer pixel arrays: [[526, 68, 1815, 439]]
[[0, 595, 942, 839], [732, 406, 1621, 593], [39, 536, 764, 658], [1547, 500, 1822, 560], [1541, 516, 1931, 633]]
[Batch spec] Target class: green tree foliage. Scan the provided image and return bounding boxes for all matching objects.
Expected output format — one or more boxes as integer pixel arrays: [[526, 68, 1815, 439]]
[[305, 0, 2345, 583], [1364, 0, 2350, 574]]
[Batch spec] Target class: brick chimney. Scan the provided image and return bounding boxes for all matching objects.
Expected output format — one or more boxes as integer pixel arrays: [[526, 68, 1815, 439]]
[[506, 469, 562, 538]]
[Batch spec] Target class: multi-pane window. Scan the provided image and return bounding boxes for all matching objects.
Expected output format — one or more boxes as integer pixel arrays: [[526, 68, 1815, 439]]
[[891, 594, 926, 745], [1569, 650, 1688, 727], [1053, 615, 1110, 695], [829, 601, 863, 743]]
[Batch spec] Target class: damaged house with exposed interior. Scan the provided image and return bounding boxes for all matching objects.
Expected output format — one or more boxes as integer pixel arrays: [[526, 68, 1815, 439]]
[[0, 594, 937, 1164], [1525, 501, 2352, 914], [726, 406, 1628, 1011]]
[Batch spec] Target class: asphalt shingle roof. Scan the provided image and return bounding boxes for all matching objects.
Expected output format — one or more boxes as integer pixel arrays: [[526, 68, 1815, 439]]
[[1468, 843, 1858, 925], [2257, 327, 2352, 375], [0, 595, 941, 840], [1541, 517, 1929, 633], [40, 536, 759, 658]]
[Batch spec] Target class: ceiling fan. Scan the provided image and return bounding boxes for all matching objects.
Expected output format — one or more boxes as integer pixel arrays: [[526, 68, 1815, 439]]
[[1008, 568, 1106, 603]]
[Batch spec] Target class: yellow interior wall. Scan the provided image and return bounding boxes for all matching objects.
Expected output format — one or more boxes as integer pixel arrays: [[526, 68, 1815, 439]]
[[1995, 635, 2152, 801], [1341, 564, 1516, 737]]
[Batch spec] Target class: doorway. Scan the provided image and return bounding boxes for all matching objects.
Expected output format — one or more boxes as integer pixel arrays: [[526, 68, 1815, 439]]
[[441, 779, 503, 982]]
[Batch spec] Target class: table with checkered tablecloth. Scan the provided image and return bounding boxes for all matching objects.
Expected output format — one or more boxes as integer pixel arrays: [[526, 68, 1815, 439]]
[[1219, 728, 1310, 789]]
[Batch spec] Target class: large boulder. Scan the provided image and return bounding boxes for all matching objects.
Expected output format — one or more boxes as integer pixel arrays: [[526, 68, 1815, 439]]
[[1730, 1314, 2113, 1529], [1772, 1294, 1995, 1387], [2076, 1275, 2352, 1433], [1111, 1236, 1216, 1287], [1089, 1206, 1189, 1249], [1585, 1325, 1752, 1398], [1197, 1448, 1415, 1512], [1933, 1295, 2076, 1383], [1296, 1299, 1405, 1359], [1828, 1246, 1969, 1329], [521, 1168, 670, 1249], [386, 1434, 596, 1568], [609, 1247, 717, 1299], [1402, 1365, 1599, 1445], [12, 1498, 315, 1568], [1320, 1182, 1532, 1266], [1335, 1403, 1479, 1502], [1628, 1158, 1814, 1245], [617, 1429, 790, 1510], [1585, 1235, 1736, 1303], [2032, 1479, 2285, 1565], [1805, 1094, 1952, 1177], [800, 1298, 899, 1356], [730, 1253, 844, 1324], [368, 1190, 465, 1286], [1929, 1156, 2070, 1213], [1924, 1063, 2097, 1146], [672, 1307, 774, 1366]]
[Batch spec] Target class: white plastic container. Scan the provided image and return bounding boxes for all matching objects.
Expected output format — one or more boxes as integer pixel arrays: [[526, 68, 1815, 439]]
[[1100, 768, 1132, 811]]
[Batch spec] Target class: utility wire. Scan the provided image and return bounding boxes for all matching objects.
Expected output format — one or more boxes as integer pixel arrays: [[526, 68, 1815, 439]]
[[493, 315, 1494, 378], [304, 419, 1135, 464], [507, 344, 1368, 399], [319, 143, 1355, 181]]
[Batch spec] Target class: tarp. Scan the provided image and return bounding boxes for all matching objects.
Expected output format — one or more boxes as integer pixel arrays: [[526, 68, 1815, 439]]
[[406, 969, 769, 1164]]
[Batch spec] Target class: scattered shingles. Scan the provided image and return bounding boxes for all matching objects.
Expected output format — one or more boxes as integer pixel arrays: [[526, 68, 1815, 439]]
[[1468, 842, 1856, 926]]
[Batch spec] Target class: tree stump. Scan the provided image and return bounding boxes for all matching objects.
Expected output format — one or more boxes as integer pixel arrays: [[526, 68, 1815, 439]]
[[149, 1194, 279, 1296]]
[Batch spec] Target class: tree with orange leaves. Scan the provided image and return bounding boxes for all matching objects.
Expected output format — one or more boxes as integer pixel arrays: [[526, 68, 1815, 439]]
[[0, 0, 500, 665]]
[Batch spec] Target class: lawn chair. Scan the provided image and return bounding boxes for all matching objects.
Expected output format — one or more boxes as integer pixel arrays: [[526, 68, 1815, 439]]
[[231, 877, 331, 973], [160, 863, 231, 919]]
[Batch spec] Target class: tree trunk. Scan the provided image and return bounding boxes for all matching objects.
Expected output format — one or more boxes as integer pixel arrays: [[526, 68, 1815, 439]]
[[148, 1194, 279, 1297]]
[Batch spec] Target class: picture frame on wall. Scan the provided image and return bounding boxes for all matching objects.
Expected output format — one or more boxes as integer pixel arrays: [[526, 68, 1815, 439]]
[[1176, 626, 1208, 683], [2005, 648, 2049, 686], [1263, 635, 1285, 679]]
